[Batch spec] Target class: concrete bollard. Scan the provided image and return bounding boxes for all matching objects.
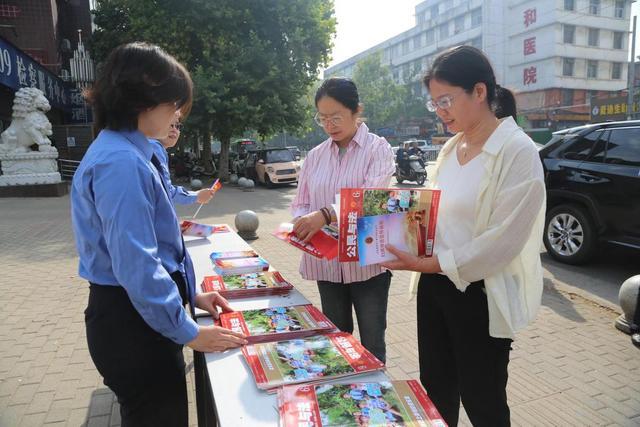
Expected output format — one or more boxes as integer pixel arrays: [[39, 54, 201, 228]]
[[615, 275, 639, 334], [243, 179, 255, 192], [235, 210, 259, 241], [190, 179, 203, 190]]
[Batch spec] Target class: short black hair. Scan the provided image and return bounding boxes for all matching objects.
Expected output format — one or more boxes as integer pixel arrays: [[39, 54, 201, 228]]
[[424, 45, 517, 121], [85, 42, 193, 132], [315, 77, 359, 113]]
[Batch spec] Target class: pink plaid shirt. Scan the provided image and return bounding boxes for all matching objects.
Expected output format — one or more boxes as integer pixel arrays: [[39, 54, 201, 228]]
[[291, 123, 395, 283]]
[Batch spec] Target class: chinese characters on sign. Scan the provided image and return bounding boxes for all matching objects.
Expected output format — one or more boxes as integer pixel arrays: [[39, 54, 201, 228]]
[[296, 402, 313, 425], [524, 8, 537, 27], [70, 88, 88, 122], [523, 66, 537, 86], [524, 37, 536, 55], [0, 38, 71, 111], [590, 96, 639, 121]]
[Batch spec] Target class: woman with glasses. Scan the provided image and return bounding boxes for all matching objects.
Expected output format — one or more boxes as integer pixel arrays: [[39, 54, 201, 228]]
[[150, 116, 217, 205], [382, 46, 545, 426], [291, 77, 395, 363], [71, 42, 246, 427]]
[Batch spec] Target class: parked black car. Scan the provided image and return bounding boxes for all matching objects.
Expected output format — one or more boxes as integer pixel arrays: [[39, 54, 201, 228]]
[[539, 120, 640, 264]]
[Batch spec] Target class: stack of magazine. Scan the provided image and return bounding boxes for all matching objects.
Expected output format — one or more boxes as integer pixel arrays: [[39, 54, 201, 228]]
[[210, 250, 270, 276], [242, 332, 385, 393], [277, 380, 447, 427], [215, 304, 337, 344], [201, 270, 294, 298], [196, 227, 447, 424]]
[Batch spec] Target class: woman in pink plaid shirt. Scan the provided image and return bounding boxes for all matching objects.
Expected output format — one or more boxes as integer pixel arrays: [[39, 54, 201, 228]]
[[291, 78, 395, 363]]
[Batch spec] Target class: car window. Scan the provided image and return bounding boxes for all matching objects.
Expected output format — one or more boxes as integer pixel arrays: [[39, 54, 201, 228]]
[[265, 150, 294, 163], [605, 128, 640, 167], [550, 131, 601, 160], [587, 130, 608, 163]]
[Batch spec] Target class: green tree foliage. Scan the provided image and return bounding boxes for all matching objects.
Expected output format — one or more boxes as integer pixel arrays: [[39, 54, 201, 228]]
[[90, 0, 335, 180], [351, 52, 406, 132]]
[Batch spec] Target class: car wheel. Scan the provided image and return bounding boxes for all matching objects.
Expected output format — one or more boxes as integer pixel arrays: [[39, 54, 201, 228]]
[[265, 173, 275, 188], [543, 204, 597, 264]]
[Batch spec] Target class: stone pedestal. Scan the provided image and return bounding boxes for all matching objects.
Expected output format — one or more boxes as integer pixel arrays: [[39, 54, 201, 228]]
[[615, 275, 640, 334], [235, 210, 259, 241], [0, 151, 62, 186]]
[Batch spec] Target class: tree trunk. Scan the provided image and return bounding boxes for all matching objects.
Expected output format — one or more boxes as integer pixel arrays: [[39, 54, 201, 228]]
[[192, 134, 199, 158], [202, 129, 213, 173], [219, 135, 231, 182]]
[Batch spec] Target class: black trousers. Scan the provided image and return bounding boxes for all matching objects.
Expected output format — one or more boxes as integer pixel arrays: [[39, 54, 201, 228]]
[[417, 273, 512, 427], [85, 272, 189, 427], [317, 271, 391, 363]]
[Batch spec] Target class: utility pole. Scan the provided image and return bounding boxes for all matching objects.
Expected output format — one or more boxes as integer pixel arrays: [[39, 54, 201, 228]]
[[627, 15, 637, 120]]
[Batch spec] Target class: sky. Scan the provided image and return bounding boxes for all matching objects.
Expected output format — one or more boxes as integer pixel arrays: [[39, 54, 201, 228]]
[[327, 0, 423, 69], [326, 0, 640, 71]]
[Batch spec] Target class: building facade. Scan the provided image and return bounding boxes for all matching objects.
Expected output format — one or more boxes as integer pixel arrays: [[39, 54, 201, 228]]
[[0, 0, 95, 153], [325, 0, 632, 133]]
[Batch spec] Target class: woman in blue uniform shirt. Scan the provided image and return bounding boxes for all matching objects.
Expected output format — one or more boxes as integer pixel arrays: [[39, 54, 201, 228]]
[[71, 42, 246, 427]]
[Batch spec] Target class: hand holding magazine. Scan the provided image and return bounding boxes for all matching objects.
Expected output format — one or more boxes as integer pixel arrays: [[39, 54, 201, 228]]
[[339, 188, 441, 266]]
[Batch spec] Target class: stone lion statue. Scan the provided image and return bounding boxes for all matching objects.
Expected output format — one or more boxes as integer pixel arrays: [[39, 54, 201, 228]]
[[0, 87, 56, 153]]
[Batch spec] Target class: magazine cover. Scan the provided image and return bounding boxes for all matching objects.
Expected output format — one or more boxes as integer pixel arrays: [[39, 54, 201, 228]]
[[356, 211, 426, 266], [278, 380, 447, 427], [217, 305, 336, 343], [210, 251, 269, 275], [180, 221, 231, 237], [242, 332, 384, 392], [201, 271, 294, 298], [210, 250, 259, 261], [339, 188, 440, 263], [273, 223, 339, 260]]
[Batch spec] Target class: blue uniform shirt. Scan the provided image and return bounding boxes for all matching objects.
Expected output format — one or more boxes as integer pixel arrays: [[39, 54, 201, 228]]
[[149, 139, 198, 205], [71, 129, 198, 344]]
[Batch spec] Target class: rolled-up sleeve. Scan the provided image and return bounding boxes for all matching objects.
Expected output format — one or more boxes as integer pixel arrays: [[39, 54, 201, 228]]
[[363, 138, 395, 188], [440, 146, 545, 291], [93, 154, 199, 344], [291, 151, 313, 218], [169, 184, 198, 205]]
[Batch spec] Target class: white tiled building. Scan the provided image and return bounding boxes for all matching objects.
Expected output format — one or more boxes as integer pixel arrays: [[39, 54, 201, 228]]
[[325, 0, 632, 129]]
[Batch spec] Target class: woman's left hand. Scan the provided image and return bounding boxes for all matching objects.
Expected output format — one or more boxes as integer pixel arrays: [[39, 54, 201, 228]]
[[380, 245, 422, 271], [194, 291, 234, 319], [381, 245, 441, 274], [292, 210, 326, 242]]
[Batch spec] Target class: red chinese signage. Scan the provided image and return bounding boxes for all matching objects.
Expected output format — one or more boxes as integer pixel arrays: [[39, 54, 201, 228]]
[[524, 8, 536, 27], [523, 67, 537, 85], [524, 37, 536, 55]]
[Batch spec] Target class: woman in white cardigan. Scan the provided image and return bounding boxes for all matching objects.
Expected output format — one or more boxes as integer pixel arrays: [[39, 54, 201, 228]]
[[382, 46, 545, 426]]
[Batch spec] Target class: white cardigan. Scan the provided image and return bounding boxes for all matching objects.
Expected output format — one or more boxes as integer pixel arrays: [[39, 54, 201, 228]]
[[410, 117, 546, 339]]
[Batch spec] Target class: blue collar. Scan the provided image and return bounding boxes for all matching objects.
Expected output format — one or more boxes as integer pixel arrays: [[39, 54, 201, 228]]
[[104, 129, 155, 160]]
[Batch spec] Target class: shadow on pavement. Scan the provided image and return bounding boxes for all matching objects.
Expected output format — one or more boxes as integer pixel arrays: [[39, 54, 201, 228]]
[[541, 277, 586, 323], [84, 388, 119, 427], [542, 244, 639, 305]]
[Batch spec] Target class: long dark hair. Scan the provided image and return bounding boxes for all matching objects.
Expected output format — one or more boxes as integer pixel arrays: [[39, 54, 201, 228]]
[[423, 45, 516, 121], [85, 42, 193, 132]]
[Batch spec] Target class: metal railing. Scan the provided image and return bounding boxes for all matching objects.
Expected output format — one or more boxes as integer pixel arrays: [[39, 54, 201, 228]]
[[422, 146, 442, 162], [58, 159, 81, 181]]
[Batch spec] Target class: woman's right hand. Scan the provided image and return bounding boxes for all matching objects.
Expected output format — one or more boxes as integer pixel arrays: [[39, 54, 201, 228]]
[[292, 210, 326, 242], [186, 325, 248, 352]]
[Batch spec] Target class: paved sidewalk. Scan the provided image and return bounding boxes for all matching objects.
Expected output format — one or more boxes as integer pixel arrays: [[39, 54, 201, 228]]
[[0, 183, 638, 426]]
